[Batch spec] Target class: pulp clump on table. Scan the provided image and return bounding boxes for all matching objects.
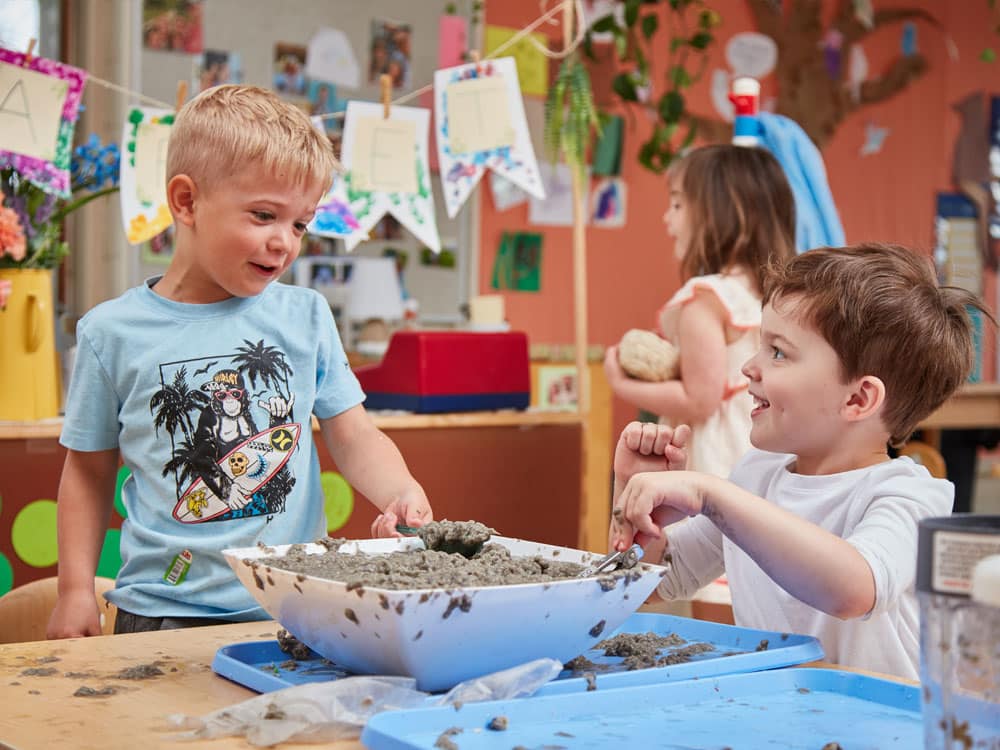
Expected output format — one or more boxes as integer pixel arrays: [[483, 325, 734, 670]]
[[565, 631, 716, 672], [276, 628, 313, 660]]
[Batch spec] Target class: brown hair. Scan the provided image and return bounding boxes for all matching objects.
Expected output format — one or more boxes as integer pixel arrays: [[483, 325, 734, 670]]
[[167, 84, 338, 193], [762, 243, 993, 447], [671, 144, 796, 294]]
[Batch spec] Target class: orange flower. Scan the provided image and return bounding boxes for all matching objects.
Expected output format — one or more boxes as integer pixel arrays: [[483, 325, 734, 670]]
[[0, 279, 10, 310], [0, 206, 26, 262]]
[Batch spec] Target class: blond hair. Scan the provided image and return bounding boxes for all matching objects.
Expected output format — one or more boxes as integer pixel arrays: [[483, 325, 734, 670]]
[[167, 84, 338, 193], [763, 243, 993, 448]]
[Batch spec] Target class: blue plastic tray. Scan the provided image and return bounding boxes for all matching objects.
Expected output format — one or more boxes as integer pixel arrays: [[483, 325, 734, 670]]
[[361, 667, 921, 749], [212, 612, 823, 696]]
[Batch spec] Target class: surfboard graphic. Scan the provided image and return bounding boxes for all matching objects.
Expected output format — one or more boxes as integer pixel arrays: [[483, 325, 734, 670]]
[[172, 423, 301, 523]]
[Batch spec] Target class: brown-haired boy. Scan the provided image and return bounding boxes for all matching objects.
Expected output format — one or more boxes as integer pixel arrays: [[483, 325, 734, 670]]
[[611, 243, 989, 680], [49, 85, 432, 638]]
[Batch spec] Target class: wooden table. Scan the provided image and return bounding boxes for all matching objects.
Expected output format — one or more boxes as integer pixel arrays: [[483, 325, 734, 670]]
[[0, 618, 914, 750], [0, 622, 363, 750], [920, 382, 1000, 429]]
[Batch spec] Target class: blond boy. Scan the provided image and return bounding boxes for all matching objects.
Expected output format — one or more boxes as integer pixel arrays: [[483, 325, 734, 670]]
[[49, 86, 431, 637], [611, 243, 988, 679]]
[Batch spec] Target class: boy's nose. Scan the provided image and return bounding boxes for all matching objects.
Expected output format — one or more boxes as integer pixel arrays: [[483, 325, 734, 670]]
[[741, 354, 759, 380]]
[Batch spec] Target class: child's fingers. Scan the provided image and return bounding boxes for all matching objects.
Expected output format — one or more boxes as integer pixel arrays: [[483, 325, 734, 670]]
[[622, 421, 644, 451], [617, 476, 662, 542], [370, 510, 399, 538], [671, 424, 692, 450]]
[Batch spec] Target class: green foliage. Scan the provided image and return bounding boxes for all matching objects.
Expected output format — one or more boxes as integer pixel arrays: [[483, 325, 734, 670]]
[[544, 55, 601, 180], [585, 0, 721, 173]]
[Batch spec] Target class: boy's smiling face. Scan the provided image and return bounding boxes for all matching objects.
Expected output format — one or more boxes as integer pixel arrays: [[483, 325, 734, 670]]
[[741, 295, 856, 466], [178, 166, 324, 302]]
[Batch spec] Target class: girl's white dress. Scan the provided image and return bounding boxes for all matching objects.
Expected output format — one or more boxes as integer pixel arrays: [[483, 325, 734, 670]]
[[656, 272, 761, 479]]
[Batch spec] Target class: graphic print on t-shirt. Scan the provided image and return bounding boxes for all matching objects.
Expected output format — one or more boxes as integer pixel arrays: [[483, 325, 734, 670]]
[[148, 339, 301, 524]]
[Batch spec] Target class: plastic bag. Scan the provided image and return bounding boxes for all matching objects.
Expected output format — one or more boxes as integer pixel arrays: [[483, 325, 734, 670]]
[[166, 658, 563, 747]]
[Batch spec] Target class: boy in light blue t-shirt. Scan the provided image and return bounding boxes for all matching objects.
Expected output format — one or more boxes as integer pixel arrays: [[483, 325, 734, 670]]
[[48, 85, 432, 637]]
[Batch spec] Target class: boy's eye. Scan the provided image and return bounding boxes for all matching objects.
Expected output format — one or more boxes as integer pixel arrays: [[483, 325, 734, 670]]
[[252, 210, 274, 221], [294, 222, 309, 233], [771, 346, 785, 360]]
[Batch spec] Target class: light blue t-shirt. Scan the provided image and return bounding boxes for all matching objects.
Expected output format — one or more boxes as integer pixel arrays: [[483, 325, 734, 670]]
[[60, 279, 364, 620]]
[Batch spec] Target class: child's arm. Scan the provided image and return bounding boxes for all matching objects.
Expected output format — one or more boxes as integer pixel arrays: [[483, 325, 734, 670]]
[[319, 405, 432, 538], [604, 290, 729, 424], [611, 471, 877, 619], [47, 448, 119, 639]]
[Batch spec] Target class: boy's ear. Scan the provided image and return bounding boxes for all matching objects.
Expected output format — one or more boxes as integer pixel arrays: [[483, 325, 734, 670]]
[[843, 375, 886, 422], [167, 175, 198, 226]]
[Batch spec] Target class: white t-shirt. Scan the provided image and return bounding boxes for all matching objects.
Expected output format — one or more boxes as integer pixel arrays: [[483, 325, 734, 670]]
[[657, 449, 954, 679]]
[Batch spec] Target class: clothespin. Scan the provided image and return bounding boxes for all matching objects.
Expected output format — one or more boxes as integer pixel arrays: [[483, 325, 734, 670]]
[[175, 80, 188, 112], [380, 73, 392, 119], [23, 38, 36, 67]]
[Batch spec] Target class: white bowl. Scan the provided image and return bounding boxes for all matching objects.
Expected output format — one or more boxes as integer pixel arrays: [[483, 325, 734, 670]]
[[223, 536, 667, 692]]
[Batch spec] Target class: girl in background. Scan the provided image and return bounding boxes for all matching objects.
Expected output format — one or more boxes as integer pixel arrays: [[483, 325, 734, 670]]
[[604, 144, 796, 479]]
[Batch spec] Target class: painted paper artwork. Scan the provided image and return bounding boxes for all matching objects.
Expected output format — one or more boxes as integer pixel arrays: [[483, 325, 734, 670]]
[[0, 48, 87, 198], [120, 106, 174, 245], [434, 57, 544, 218], [492, 231, 542, 292], [335, 101, 439, 253], [484, 25, 548, 97], [591, 177, 626, 228], [306, 27, 360, 90], [307, 172, 361, 239]]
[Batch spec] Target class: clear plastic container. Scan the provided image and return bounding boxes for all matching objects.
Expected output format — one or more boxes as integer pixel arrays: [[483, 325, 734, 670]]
[[917, 515, 1000, 749]]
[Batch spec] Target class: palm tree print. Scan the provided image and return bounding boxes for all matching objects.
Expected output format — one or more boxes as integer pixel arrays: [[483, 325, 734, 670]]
[[233, 339, 293, 401], [150, 366, 208, 443]]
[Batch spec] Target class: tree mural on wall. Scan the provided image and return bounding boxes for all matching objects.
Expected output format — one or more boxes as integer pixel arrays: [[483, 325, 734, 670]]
[[593, 0, 943, 169]]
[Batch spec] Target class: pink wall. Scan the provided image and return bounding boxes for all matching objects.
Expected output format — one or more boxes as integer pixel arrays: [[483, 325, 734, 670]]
[[478, 0, 1000, 442]]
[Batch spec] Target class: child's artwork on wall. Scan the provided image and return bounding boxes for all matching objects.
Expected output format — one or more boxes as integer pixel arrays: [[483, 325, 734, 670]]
[[484, 25, 548, 97], [194, 49, 241, 93], [336, 101, 439, 253], [935, 193, 982, 296], [369, 20, 411, 90], [492, 231, 542, 292], [306, 27, 360, 90], [142, 0, 203, 53], [307, 173, 360, 239], [434, 57, 544, 218], [590, 177, 626, 228], [273, 43, 307, 96], [489, 171, 529, 212], [0, 48, 87, 197], [120, 106, 174, 244], [529, 163, 586, 227], [859, 119, 889, 156]]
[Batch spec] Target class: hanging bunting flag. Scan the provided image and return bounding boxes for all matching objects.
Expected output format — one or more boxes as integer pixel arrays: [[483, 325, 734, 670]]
[[307, 171, 362, 238], [434, 56, 544, 218], [120, 106, 174, 244], [0, 47, 87, 198], [338, 100, 439, 252]]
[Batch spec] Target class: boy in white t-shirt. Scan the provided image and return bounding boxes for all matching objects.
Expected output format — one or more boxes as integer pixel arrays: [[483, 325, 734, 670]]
[[610, 243, 991, 679]]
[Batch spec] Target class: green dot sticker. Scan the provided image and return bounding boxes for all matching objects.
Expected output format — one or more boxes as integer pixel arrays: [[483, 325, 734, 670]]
[[114, 465, 131, 519], [96, 528, 122, 579], [12, 499, 58, 568], [0, 552, 13, 596], [321, 471, 353, 532]]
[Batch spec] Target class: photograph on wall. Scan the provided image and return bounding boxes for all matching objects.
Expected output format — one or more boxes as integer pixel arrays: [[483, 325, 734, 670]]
[[537, 365, 578, 410], [369, 20, 411, 89], [194, 49, 242, 93], [142, 0, 203, 53], [273, 43, 308, 96], [307, 80, 343, 136]]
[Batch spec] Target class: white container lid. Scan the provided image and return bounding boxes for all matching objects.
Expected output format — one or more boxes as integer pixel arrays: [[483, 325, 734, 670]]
[[971, 554, 1000, 607]]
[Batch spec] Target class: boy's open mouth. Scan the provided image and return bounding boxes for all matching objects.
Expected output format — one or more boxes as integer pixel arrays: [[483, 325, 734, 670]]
[[251, 262, 278, 274], [751, 394, 770, 414]]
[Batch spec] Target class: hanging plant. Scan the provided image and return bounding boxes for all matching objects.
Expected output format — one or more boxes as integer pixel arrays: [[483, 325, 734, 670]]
[[544, 54, 602, 180], [585, 0, 720, 174]]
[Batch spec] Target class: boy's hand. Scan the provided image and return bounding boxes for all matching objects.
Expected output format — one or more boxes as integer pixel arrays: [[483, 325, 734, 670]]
[[613, 421, 690, 486], [47, 589, 103, 639], [371, 486, 434, 538], [611, 470, 704, 551], [602, 346, 627, 386]]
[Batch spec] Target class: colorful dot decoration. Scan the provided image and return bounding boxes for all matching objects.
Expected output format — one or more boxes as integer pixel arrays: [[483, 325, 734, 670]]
[[1, 468, 352, 596], [322, 471, 354, 532]]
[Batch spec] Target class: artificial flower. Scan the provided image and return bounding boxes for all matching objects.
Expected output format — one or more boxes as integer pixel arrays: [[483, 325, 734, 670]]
[[0, 206, 26, 262]]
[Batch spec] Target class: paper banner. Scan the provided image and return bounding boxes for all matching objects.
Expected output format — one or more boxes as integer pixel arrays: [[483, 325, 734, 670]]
[[484, 25, 548, 96], [0, 48, 87, 198], [120, 106, 174, 245], [434, 57, 544, 218], [307, 172, 362, 238], [338, 100, 439, 252]]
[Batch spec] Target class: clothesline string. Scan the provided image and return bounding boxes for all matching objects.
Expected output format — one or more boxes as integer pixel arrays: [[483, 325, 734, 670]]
[[79, 0, 585, 122]]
